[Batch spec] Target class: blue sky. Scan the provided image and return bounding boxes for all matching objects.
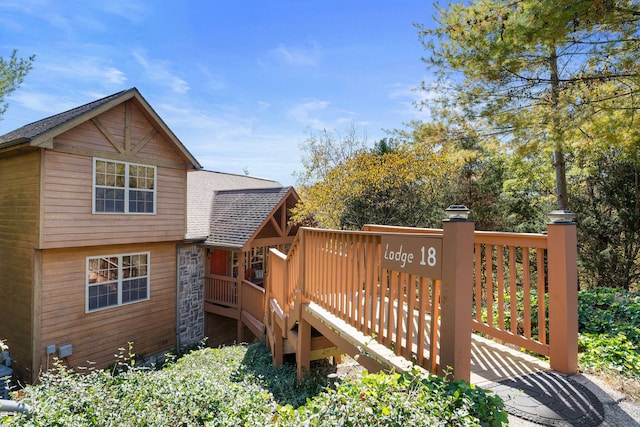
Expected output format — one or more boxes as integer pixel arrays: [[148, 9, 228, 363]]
[[0, 1, 436, 185]]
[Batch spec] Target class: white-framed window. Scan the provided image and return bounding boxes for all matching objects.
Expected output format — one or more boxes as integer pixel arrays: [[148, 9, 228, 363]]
[[86, 252, 150, 312], [93, 158, 156, 214]]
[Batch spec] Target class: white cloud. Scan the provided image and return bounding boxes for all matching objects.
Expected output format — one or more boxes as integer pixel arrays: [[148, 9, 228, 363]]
[[270, 43, 321, 66], [256, 101, 270, 112], [187, 130, 302, 185], [286, 99, 365, 132], [287, 99, 330, 129], [197, 64, 227, 92], [132, 50, 189, 95], [155, 101, 302, 184], [101, 0, 148, 22], [44, 58, 127, 85], [386, 81, 433, 121], [8, 90, 79, 114], [157, 103, 253, 141]]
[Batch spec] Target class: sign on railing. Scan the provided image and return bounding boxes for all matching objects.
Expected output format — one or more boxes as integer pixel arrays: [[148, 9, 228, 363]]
[[381, 234, 443, 279]]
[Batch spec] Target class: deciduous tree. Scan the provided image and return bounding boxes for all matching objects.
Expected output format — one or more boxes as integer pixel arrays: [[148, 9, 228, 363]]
[[0, 50, 34, 119], [292, 123, 462, 229]]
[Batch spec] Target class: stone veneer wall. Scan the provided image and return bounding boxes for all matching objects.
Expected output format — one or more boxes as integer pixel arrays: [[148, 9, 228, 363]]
[[177, 244, 205, 350]]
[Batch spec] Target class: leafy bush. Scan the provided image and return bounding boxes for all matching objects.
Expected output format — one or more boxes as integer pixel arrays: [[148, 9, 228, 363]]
[[276, 369, 507, 427], [578, 287, 640, 345], [578, 287, 640, 379], [1, 343, 507, 426], [1, 345, 280, 426], [578, 333, 640, 378]]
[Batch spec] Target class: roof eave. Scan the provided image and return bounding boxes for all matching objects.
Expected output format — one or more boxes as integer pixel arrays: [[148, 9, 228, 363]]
[[130, 90, 203, 170], [202, 242, 244, 251], [0, 138, 31, 152], [14, 88, 202, 170], [28, 90, 138, 149]]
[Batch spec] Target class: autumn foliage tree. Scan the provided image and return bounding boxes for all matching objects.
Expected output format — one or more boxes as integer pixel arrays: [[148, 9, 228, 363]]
[[292, 123, 463, 229]]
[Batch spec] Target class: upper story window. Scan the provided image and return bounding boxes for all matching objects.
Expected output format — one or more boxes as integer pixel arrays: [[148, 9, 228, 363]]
[[93, 158, 156, 214], [86, 252, 150, 312]]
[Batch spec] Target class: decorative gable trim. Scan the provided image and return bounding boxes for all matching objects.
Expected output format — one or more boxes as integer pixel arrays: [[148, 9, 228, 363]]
[[1, 88, 201, 170]]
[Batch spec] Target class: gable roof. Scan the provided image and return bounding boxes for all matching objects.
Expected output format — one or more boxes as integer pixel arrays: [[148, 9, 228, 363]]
[[186, 170, 282, 240], [0, 88, 201, 169], [205, 187, 295, 249]]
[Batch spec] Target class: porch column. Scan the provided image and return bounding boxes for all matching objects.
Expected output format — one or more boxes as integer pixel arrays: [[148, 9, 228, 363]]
[[438, 212, 474, 381], [547, 213, 578, 375]]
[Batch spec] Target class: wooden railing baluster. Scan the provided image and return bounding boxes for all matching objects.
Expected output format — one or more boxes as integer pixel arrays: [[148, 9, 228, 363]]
[[262, 222, 577, 381]]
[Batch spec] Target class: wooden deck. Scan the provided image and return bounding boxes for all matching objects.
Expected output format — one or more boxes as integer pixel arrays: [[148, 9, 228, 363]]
[[264, 222, 578, 382], [300, 296, 550, 385], [470, 333, 550, 386]]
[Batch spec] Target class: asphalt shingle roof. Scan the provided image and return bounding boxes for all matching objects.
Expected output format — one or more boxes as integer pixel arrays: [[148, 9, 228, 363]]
[[0, 89, 129, 147], [186, 170, 282, 241], [0, 88, 201, 169], [205, 187, 291, 248]]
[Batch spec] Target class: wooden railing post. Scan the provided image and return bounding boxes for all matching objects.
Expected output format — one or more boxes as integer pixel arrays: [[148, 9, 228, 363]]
[[547, 220, 578, 375], [438, 217, 474, 381], [237, 251, 245, 342], [298, 229, 306, 300], [295, 229, 311, 381]]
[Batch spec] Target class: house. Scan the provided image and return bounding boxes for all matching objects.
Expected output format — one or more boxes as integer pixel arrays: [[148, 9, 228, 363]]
[[182, 170, 300, 348], [0, 88, 201, 383]]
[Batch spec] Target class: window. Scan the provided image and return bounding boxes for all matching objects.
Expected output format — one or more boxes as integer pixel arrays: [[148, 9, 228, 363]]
[[93, 159, 156, 214], [86, 252, 150, 312], [232, 246, 268, 284]]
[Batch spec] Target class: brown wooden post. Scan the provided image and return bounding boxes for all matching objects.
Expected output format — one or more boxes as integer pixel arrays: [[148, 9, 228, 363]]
[[299, 228, 306, 301], [272, 312, 284, 367], [296, 306, 311, 381], [237, 251, 245, 342], [438, 216, 474, 381], [547, 220, 578, 375], [281, 257, 288, 316], [296, 230, 311, 381]]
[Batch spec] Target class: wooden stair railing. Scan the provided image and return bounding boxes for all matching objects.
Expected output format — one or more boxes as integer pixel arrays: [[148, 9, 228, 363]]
[[264, 221, 578, 381]]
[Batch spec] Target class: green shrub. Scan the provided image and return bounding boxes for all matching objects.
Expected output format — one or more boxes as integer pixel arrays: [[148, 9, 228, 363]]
[[578, 287, 640, 346], [578, 287, 640, 379], [276, 369, 507, 427], [578, 333, 640, 378], [1, 344, 507, 426]]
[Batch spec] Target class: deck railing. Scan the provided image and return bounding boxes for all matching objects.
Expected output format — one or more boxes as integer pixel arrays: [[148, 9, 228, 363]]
[[300, 228, 442, 371], [472, 232, 549, 356], [265, 220, 577, 381], [267, 249, 287, 311], [241, 279, 266, 325], [205, 274, 238, 308]]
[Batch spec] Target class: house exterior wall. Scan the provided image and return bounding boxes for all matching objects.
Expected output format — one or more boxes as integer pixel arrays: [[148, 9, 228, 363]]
[[42, 103, 188, 250], [0, 95, 200, 383], [177, 244, 205, 350], [0, 149, 41, 381], [38, 241, 178, 372]]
